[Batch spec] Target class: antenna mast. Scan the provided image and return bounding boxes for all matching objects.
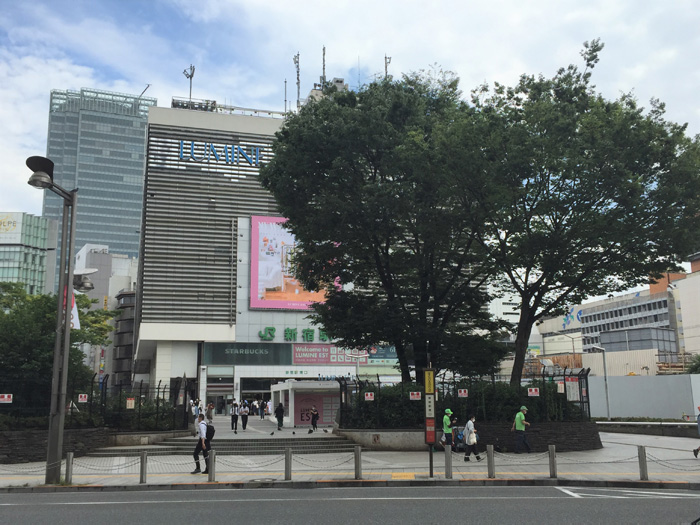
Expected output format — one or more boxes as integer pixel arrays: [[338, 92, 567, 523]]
[[293, 52, 300, 109], [284, 79, 287, 113], [183, 65, 195, 101], [322, 45, 326, 86], [384, 54, 392, 79]]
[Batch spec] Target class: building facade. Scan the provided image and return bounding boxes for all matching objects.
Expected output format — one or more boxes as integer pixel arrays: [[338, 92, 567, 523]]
[[136, 102, 399, 418], [43, 88, 157, 288], [0, 212, 57, 294]]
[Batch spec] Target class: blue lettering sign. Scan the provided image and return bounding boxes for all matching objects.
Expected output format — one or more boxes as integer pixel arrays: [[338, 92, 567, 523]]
[[178, 140, 262, 167]]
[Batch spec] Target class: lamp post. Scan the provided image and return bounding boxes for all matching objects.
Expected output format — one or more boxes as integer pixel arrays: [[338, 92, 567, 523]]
[[343, 350, 370, 381], [592, 345, 611, 421], [26, 156, 78, 484]]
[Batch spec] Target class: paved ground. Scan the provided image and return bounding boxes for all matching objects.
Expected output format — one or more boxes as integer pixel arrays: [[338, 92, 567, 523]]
[[3, 415, 700, 490]]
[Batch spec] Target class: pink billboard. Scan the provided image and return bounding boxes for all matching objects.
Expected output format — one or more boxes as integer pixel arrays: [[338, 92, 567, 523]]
[[293, 344, 369, 365], [294, 394, 339, 426], [250, 216, 327, 310]]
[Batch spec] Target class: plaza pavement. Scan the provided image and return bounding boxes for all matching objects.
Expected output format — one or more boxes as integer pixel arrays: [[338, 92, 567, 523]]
[[2, 414, 700, 491]]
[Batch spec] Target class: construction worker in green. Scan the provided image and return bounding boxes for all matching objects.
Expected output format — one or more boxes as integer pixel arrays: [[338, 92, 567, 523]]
[[443, 408, 455, 447]]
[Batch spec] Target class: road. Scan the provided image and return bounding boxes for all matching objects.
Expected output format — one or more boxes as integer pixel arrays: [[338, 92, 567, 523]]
[[2, 486, 700, 524]]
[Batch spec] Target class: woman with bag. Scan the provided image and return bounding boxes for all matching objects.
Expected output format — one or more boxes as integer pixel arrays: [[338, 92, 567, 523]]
[[463, 415, 482, 462]]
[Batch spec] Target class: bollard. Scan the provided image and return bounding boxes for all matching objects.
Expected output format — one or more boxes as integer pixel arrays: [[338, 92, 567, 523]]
[[354, 446, 362, 480], [140, 451, 147, 484], [208, 450, 216, 482], [445, 444, 452, 479], [486, 445, 495, 479], [638, 445, 648, 481], [65, 452, 73, 485], [285, 448, 292, 481], [548, 445, 557, 479], [429, 444, 434, 479]]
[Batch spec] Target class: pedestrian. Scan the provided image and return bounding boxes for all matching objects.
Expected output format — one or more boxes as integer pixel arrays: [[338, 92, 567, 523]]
[[310, 405, 320, 432], [191, 413, 210, 474], [194, 400, 200, 419], [442, 408, 455, 448], [267, 399, 272, 416], [693, 406, 700, 458], [275, 403, 285, 431], [205, 402, 213, 424], [230, 401, 239, 434], [240, 401, 250, 430], [463, 415, 482, 462], [511, 405, 531, 453], [260, 399, 266, 420], [252, 400, 258, 416]]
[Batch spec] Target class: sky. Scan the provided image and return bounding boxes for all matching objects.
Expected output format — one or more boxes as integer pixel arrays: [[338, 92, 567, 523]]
[[1, 0, 699, 217]]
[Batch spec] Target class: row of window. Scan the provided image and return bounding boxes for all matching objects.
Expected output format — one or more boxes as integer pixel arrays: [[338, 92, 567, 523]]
[[582, 313, 669, 335], [581, 300, 668, 324]]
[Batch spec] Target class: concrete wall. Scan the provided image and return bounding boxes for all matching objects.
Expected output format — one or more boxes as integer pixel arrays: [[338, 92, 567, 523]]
[[589, 374, 700, 419]]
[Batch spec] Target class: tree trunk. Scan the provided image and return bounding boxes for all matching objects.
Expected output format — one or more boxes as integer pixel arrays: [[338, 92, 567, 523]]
[[509, 309, 536, 387], [394, 341, 413, 383]]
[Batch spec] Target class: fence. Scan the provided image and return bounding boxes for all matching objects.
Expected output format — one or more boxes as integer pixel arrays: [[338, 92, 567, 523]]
[[0, 375, 191, 432], [337, 368, 591, 429]]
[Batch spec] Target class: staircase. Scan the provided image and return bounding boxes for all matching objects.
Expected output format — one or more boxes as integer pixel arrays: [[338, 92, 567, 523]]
[[87, 435, 359, 457]]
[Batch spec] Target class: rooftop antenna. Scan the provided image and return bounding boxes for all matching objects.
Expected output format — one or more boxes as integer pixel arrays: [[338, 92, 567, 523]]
[[284, 79, 287, 113], [293, 52, 300, 109], [322, 45, 326, 86], [357, 56, 361, 89], [384, 55, 392, 79], [183, 64, 195, 101], [138, 84, 151, 99]]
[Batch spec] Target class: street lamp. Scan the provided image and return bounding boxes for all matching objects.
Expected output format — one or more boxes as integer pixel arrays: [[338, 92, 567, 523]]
[[343, 350, 369, 381], [27, 156, 78, 484], [591, 345, 611, 421]]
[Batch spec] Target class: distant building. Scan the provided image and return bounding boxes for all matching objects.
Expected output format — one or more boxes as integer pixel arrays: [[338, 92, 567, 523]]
[[42, 88, 157, 289], [0, 212, 57, 294]]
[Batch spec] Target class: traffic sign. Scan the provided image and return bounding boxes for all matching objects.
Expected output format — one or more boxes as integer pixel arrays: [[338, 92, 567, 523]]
[[410, 392, 422, 401], [458, 388, 468, 398]]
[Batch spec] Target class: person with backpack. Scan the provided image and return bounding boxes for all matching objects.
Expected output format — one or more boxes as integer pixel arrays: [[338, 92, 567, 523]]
[[191, 413, 212, 474]]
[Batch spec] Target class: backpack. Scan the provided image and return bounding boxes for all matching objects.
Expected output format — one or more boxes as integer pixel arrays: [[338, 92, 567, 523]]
[[206, 422, 215, 441]]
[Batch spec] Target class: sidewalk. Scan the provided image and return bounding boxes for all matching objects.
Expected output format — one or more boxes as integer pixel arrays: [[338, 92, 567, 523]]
[[3, 418, 700, 491]]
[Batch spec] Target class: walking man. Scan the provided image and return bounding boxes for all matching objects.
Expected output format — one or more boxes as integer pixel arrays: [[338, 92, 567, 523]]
[[191, 413, 210, 474], [230, 401, 239, 434], [511, 405, 531, 453], [275, 403, 285, 431]]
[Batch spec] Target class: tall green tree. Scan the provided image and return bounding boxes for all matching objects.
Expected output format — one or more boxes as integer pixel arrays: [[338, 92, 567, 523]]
[[451, 40, 700, 385], [261, 73, 506, 381], [0, 282, 117, 411]]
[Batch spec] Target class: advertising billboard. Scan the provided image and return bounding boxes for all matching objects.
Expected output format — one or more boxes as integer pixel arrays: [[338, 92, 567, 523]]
[[250, 216, 326, 310]]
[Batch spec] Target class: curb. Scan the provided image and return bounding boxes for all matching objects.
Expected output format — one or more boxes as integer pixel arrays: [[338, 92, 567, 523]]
[[2, 478, 699, 494]]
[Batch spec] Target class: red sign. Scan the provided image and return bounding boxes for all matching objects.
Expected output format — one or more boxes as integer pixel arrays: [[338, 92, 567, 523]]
[[364, 392, 374, 401], [78, 394, 88, 403], [410, 392, 421, 401], [425, 417, 436, 444], [582, 388, 587, 397], [528, 388, 540, 397], [0, 394, 12, 404], [458, 389, 469, 398]]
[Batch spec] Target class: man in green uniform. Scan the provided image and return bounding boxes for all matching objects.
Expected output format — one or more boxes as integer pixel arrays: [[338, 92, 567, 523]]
[[511, 405, 531, 453], [443, 408, 455, 447]]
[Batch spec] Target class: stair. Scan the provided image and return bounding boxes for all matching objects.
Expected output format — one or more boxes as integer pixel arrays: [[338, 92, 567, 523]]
[[87, 435, 359, 457]]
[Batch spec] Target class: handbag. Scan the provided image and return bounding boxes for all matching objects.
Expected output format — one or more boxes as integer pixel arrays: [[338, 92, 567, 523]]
[[467, 431, 477, 445]]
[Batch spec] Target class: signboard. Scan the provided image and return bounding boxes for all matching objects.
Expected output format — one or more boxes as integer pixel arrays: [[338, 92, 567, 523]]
[[0, 213, 22, 244], [126, 397, 135, 409], [250, 216, 327, 310], [582, 387, 587, 398], [424, 417, 436, 444], [557, 381, 565, 394], [410, 392, 421, 401], [458, 389, 469, 398], [0, 394, 12, 404], [364, 392, 374, 401], [425, 393, 435, 417], [78, 394, 88, 403], [293, 345, 369, 366], [528, 388, 540, 397], [565, 377, 580, 401], [424, 369, 435, 395]]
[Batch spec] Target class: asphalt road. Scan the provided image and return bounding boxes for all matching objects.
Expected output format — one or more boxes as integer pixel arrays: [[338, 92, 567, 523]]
[[2, 486, 700, 524]]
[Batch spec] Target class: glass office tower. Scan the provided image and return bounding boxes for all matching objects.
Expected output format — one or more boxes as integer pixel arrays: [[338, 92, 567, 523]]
[[43, 88, 157, 289]]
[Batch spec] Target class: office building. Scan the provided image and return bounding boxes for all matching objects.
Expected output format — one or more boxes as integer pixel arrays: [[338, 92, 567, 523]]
[[0, 212, 57, 294], [43, 88, 157, 288]]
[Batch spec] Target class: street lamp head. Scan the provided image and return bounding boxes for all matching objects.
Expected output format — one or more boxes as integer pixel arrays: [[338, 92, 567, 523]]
[[26, 156, 55, 189]]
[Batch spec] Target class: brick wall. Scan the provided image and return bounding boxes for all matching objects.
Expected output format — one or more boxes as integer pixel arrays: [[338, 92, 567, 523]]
[[0, 427, 111, 464], [475, 421, 602, 453]]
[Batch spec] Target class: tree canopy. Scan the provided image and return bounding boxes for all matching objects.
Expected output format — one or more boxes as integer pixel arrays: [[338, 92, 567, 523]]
[[261, 71, 509, 381], [0, 282, 117, 412], [261, 41, 700, 385]]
